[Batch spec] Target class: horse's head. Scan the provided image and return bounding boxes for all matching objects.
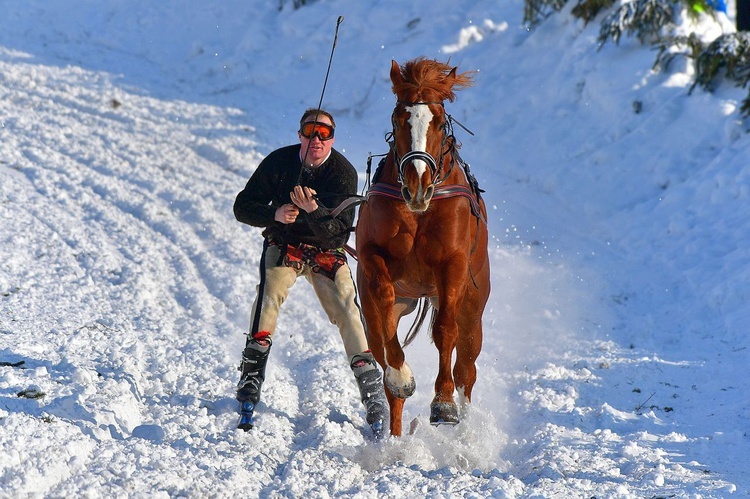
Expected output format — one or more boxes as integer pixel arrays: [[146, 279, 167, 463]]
[[389, 58, 474, 213]]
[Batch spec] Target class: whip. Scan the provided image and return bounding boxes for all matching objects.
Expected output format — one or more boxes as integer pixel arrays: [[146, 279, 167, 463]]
[[298, 15, 344, 184]]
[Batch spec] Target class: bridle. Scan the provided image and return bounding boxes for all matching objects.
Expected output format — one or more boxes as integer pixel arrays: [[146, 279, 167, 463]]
[[328, 101, 479, 221], [390, 101, 455, 187]]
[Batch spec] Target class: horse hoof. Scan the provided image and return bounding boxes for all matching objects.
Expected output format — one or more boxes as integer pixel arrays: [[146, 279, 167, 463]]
[[385, 366, 416, 398], [429, 402, 459, 426], [386, 376, 416, 398]]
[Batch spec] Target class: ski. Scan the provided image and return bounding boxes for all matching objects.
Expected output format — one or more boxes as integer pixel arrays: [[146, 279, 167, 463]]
[[237, 401, 255, 431], [369, 420, 384, 440]]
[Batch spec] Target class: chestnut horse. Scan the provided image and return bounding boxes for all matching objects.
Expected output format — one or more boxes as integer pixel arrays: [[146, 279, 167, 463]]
[[355, 58, 490, 436]]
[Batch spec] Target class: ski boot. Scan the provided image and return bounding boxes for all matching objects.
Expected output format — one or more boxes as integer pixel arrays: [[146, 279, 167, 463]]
[[350, 352, 388, 439], [236, 335, 272, 431]]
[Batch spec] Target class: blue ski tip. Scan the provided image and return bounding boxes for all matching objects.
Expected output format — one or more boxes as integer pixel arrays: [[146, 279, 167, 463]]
[[237, 401, 255, 431], [369, 420, 385, 440]]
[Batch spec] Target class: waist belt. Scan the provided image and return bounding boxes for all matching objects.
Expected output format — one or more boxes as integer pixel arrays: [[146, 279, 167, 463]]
[[269, 240, 346, 280]]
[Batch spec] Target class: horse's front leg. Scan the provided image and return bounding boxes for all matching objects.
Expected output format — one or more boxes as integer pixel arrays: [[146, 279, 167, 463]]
[[453, 262, 489, 413], [384, 297, 418, 399], [429, 266, 465, 426], [357, 253, 415, 436], [429, 310, 460, 425]]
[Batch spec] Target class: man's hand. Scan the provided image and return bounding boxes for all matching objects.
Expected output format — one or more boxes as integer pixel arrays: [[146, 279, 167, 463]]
[[290, 185, 318, 213], [274, 203, 300, 224]]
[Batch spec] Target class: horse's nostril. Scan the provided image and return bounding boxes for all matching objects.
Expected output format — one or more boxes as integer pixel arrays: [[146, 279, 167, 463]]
[[401, 186, 412, 202], [425, 185, 434, 201]]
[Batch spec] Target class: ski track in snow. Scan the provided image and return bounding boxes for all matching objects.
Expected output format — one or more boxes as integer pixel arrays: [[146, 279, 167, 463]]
[[1, 1, 749, 497]]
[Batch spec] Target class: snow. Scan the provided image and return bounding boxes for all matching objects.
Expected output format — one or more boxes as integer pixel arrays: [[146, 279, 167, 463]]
[[0, 0, 748, 496]]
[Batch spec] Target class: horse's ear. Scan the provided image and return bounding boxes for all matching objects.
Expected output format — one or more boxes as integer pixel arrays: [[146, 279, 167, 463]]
[[447, 65, 475, 95], [390, 60, 403, 85]]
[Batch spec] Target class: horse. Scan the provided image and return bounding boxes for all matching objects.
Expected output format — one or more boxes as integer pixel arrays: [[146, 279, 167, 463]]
[[355, 58, 490, 436]]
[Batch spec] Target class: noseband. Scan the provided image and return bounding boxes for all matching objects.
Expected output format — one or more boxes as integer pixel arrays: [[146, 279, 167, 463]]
[[391, 101, 453, 187]]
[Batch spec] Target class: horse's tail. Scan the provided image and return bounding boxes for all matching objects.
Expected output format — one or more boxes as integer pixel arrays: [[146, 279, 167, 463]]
[[402, 298, 436, 347]]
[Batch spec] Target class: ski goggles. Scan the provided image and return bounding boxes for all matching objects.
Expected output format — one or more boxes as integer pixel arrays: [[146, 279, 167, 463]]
[[299, 121, 335, 141]]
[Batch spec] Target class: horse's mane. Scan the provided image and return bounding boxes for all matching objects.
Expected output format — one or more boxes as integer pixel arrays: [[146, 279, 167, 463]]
[[391, 58, 475, 102]]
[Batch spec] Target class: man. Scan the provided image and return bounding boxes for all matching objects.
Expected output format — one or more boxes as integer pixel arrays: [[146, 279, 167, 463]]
[[233, 108, 387, 437]]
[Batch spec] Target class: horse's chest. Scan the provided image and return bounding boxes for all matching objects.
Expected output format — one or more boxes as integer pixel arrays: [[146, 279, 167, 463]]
[[385, 226, 439, 261]]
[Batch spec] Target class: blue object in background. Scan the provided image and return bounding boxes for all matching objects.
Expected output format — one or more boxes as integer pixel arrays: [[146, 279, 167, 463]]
[[708, 0, 728, 13]]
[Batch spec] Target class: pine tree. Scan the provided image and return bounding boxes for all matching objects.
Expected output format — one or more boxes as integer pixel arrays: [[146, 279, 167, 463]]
[[524, 0, 570, 27], [572, 0, 618, 25], [523, 0, 750, 116], [692, 33, 750, 92], [597, 0, 675, 47]]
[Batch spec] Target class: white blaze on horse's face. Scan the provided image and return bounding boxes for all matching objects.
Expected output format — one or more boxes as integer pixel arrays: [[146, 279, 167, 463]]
[[406, 104, 434, 180]]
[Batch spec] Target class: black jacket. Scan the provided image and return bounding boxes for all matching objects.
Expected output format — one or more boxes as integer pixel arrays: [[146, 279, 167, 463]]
[[234, 144, 358, 250]]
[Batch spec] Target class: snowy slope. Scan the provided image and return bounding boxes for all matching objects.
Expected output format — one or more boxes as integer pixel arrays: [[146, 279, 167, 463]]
[[1, 0, 748, 497]]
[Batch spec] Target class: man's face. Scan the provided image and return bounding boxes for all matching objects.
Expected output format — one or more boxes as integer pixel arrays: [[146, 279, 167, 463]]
[[298, 115, 335, 167]]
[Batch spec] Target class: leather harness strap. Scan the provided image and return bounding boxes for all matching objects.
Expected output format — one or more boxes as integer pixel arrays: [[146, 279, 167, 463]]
[[366, 182, 485, 222]]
